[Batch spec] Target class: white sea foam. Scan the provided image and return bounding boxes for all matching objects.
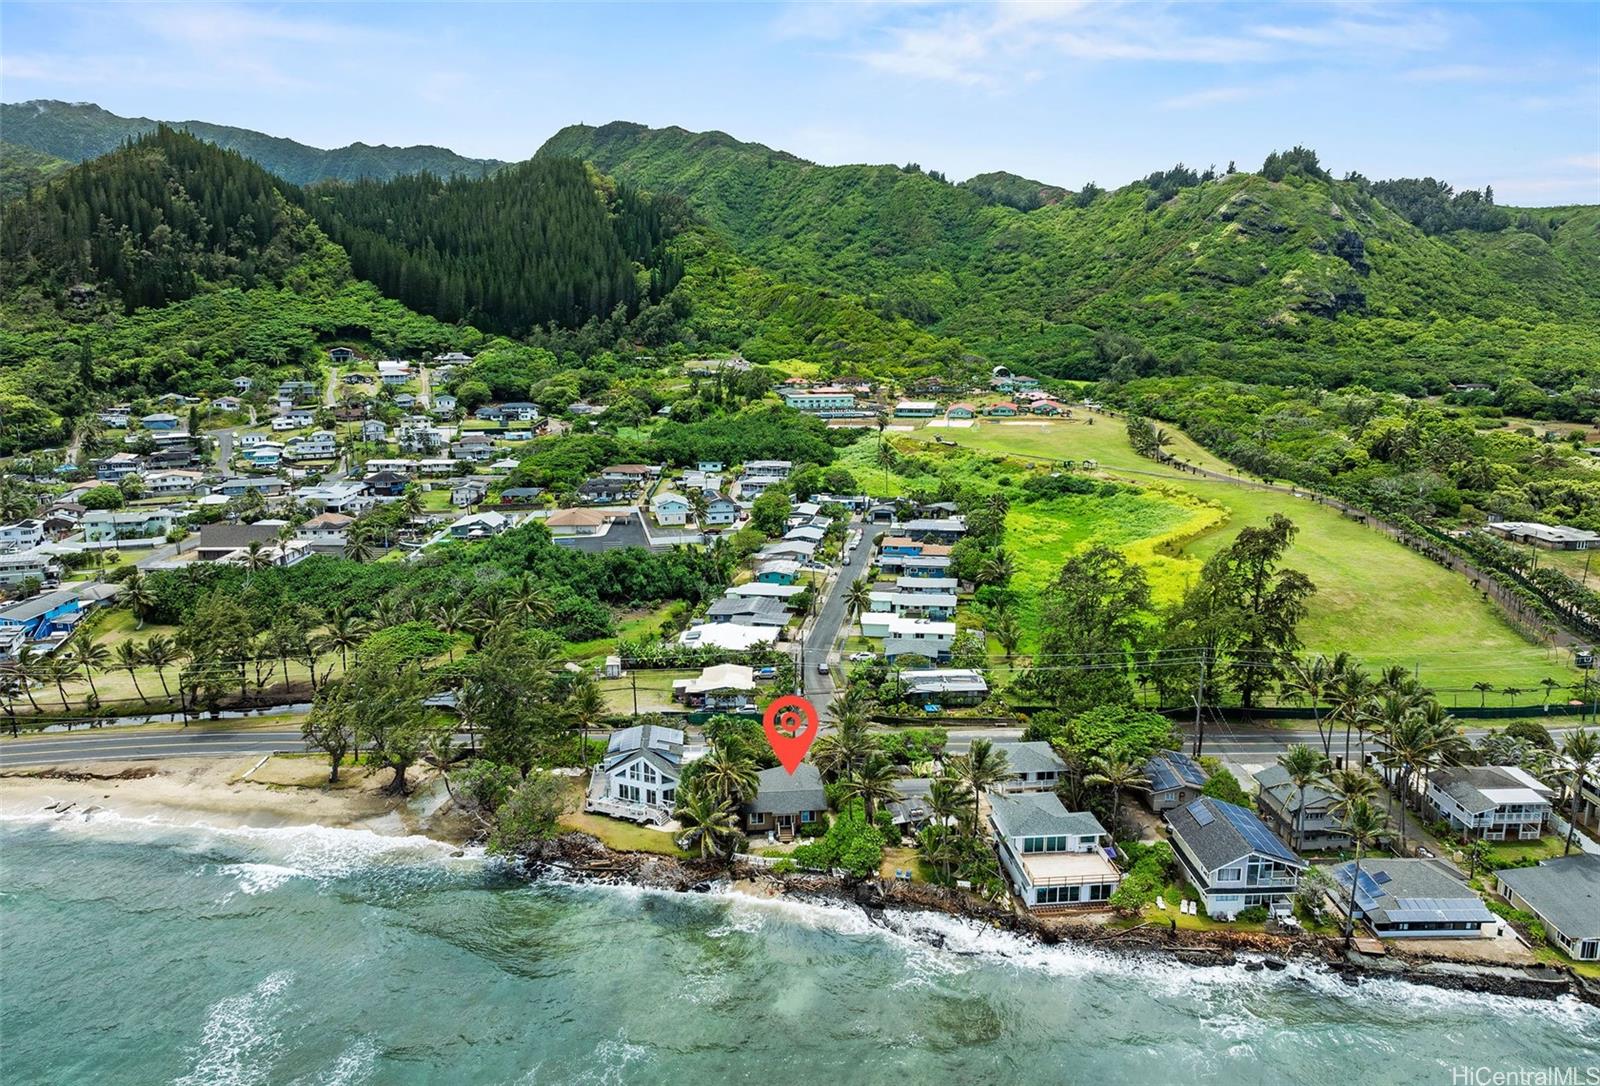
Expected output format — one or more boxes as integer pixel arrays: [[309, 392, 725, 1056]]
[[288, 1039, 379, 1086], [173, 970, 294, 1086]]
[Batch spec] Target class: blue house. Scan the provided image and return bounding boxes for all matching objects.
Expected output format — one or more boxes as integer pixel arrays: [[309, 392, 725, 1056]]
[[0, 591, 82, 640], [880, 536, 924, 557], [140, 413, 180, 431]]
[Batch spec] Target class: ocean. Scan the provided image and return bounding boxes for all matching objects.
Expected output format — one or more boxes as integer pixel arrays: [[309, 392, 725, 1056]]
[[2, 813, 1598, 1085]]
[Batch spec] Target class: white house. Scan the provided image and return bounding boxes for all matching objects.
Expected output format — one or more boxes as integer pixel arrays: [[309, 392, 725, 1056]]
[[377, 360, 412, 386], [0, 520, 46, 553], [232, 375, 255, 391], [989, 741, 1068, 791], [881, 617, 955, 662], [1328, 858, 1493, 939], [704, 497, 739, 527], [0, 549, 57, 587], [651, 492, 691, 526], [1421, 765, 1553, 840], [361, 420, 388, 442], [1166, 798, 1307, 920], [586, 724, 703, 825], [143, 469, 207, 496], [82, 508, 176, 543], [990, 791, 1120, 910]]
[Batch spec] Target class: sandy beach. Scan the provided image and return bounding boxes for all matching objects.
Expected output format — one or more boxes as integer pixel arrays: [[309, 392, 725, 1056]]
[[0, 755, 474, 843]]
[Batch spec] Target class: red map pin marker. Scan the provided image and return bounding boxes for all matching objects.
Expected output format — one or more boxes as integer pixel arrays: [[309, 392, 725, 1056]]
[[762, 694, 820, 774]]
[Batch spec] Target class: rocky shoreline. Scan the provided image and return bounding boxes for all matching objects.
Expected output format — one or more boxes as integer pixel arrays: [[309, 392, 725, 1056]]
[[519, 832, 1600, 1009]]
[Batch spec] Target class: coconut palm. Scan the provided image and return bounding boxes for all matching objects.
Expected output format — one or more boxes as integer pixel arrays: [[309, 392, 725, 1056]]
[[1084, 755, 1149, 838], [812, 709, 876, 781], [122, 569, 156, 630], [977, 551, 1014, 588], [1538, 677, 1562, 711], [686, 489, 709, 527], [696, 745, 760, 805], [839, 756, 903, 823], [73, 638, 110, 703], [1279, 652, 1347, 759], [46, 654, 79, 711], [508, 573, 555, 624], [675, 783, 740, 861], [344, 528, 376, 564], [11, 646, 44, 713], [1560, 729, 1599, 856], [950, 738, 1010, 830], [876, 438, 897, 494], [565, 674, 607, 764], [843, 580, 872, 624], [243, 541, 271, 582], [926, 776, 968, 831], [1472, 681, 1495, 708], [141, 635, 180, 698], [431, 600, 469, 662], [321, 605, 366, 669], [1334, 797, 1391, 947], [917, 824, 962, 882], [1328, 664, 1375, 765], [113, 641, 149, 703], [1376, 702, 1453, 853], [1276, 744, 1332, 852]]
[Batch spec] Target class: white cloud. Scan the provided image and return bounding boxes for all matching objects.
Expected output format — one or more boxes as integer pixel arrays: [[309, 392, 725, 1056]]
[[797, 1, 1466, 87], [1159, 85, 1256, 111]]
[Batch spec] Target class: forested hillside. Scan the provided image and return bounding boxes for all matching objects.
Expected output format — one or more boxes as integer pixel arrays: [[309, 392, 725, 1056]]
[[1, 100, 504, 184], [540, 122, 1600, 417], [0, 128, 467, 453], [302, 158, 682, 335], [0, 140, 71, 203]]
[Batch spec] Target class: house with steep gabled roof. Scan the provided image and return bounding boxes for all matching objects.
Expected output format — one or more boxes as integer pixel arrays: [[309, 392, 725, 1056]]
[[1166, 797, 1307, 920], [586, 724, 703, 826], [743, 763, 827, 842]]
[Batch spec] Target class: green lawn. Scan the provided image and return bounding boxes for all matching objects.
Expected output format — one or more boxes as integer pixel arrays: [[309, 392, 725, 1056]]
[[912, 416, 1579, 695]]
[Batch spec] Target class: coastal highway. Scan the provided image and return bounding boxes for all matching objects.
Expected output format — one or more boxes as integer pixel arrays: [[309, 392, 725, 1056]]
[[0, 728, 308, 768]]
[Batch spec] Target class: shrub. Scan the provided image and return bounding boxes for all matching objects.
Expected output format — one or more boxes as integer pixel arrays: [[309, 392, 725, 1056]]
[[790, 801, 884, 877], [1236, 905, 1270, 924]]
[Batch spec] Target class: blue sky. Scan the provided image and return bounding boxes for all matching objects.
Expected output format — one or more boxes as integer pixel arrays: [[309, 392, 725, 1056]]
[[3, 1, 1597, 204]]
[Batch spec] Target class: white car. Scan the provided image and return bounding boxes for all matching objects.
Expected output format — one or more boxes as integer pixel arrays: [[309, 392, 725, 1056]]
[[847, 651, 876, 663]]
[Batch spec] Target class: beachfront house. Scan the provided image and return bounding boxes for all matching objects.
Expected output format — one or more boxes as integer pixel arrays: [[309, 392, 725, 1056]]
[[990, 741, 1068, 792], [990, 791, 1120, 910], [586, 724, 701, 826], [1166, 797, 1307, 920], [743, 763, 827, 842], [1496, 854, 1600, 961], [1254, 765, 1347, 850], [1328, 858, 1493, 939], [1422, 766, 1553, 841]]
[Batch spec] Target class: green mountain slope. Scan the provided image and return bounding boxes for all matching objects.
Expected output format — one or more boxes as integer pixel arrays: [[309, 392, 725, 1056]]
[[0, 140, 71, 202], [301, 159, 680, 335], [1, 99, 504, 184], [538, 122, 1600, 405], [0, 129, 467, 453], [959, 170, 1068, 211]]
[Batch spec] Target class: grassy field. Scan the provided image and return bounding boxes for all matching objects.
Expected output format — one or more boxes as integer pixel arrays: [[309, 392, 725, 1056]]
[[904, 415, 1583, 695]]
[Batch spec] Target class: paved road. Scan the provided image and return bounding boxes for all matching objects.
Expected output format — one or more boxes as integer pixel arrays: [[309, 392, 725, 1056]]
[[800, 518, 873, 721], [0, 728, 307, 768], [214, 428, 233, 471]]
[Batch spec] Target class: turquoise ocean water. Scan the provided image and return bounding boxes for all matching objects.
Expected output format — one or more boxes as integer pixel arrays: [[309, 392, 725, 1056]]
[[3, 812, 1598, 1085]]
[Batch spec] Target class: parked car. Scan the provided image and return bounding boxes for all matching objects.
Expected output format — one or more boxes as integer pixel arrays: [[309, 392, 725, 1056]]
[[816, 662, 830, 675], [754, 667, 778, 680], [847, 652, 875, 662]]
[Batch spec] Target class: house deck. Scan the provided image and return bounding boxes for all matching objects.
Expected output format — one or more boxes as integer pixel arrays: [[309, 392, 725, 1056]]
[[1022, 850, 1120, 887]]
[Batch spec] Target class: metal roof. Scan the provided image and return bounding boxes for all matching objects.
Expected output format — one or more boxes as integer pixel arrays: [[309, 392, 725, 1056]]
[[1144, 750, 1209, 794], [1169, 797, 1304, 871], [1330, 858, 1493, 927]]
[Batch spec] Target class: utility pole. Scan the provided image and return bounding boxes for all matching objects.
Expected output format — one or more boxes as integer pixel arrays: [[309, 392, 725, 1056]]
[[630, 671, 638, 719], [1192, 652, 1207, 759]]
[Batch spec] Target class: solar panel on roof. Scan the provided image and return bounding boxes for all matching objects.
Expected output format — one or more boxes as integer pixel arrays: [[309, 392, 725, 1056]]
[[1217, 801, 1296, 862], [1187, 800, 1215, 826], [1373, 871, 1393, 885]]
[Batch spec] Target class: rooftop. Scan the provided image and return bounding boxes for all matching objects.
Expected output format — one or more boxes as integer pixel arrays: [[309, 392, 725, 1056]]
[[1497, 853, 1600, 938], [1432, 766, 1553, 814], [745, 763, 827, 816], [1168, 797, 1304, 870], [989, 790, 1107, 840], [1328, 858, 1494, 928]]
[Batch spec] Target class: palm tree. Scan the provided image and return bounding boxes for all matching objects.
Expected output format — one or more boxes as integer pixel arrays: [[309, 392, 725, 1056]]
[[1276, 744, 1331, 852], [141, 635, 179, 698], [950, 738, 1010, 830], [1560, 729, 1599, 856], [322, 605, 366, 669], [977, 551, 1014, 587], [1329, 665, 1374, 765], [686, 489, 709, 528], [916, 825, 962, 883], [243, 540, 271, 583], [46, 654, 79, 711], [565, 675, 607, 764], [1472, 681, 1495, 708], [1335, 797, 1391, 947], [990, 606, 1021, 662], [468, 594, 512, 647], [344, 528, 375, 564], [113, 641, 149, 703], [843, 580, 872, 625], [927, 776, 968, 830], [840, 756, 903, 823], [1538, 677, 1561, 711], [431, 600, 469, 662], [1501, 686, 1525, 705], [12, 646, 44, 713], [696, 745, 760, 805], [122, 569, 156, 630], [73, 638, 110, 703], [813, 708, 875, 780], [1377, 702, 1453, 853], [676, 784, 739, 861], [508, 573, 555, 624], [875, 438, 897, 494], [1084, 755, 1148, 838], [1279, 652, 1346, 758], [400, 485, 425, 521]]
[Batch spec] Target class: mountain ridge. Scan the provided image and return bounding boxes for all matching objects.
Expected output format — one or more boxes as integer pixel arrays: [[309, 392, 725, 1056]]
[[1, 99, 505, 185]]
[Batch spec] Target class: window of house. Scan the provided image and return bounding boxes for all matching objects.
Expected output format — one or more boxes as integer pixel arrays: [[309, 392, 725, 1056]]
[[800, 811, 815, 823]]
